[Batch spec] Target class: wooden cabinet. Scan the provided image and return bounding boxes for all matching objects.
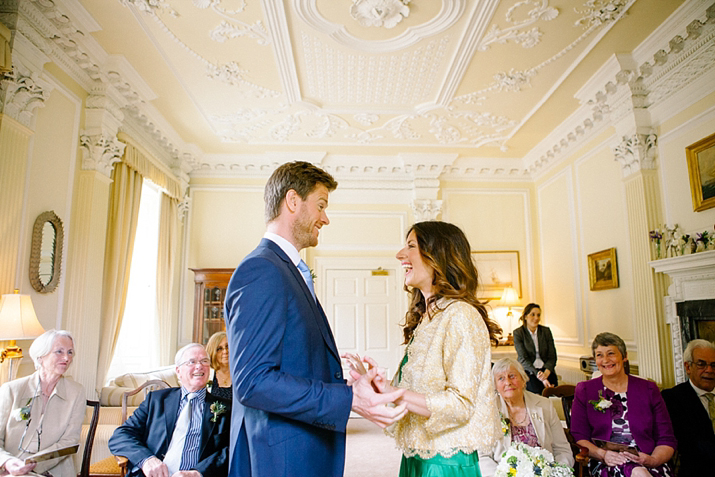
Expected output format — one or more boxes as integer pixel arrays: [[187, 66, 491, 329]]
[[190, 268, 234, 345]]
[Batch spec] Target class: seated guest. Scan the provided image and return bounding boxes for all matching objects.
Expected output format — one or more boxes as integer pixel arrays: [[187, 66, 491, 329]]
[[572, 332, 676, 477], [109, 343, 231, 477], [479, 358, 574, 476], [205, 332, 231, 400], [513, 303, 558, 394], [0, 329, 85, 477], [661, 339, 715, 477]]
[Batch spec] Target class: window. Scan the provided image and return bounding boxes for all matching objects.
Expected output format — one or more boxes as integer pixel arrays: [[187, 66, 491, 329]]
[[106, 179, 162, 380]]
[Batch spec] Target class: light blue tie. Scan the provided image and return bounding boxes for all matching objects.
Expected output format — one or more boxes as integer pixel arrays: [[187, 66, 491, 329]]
[[297, 260, 316, 301]]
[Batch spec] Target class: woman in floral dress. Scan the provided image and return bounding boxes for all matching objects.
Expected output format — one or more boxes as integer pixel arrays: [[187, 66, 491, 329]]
[[571, 332, 676, 477]]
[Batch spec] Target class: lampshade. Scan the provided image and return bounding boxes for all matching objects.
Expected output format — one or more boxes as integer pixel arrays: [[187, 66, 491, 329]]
[[500, 287, 519, 307], [0, 291, 45, 340]]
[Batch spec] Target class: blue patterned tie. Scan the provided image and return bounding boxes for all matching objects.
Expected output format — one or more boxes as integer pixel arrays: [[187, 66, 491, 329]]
[[297, 260, 316, 302]]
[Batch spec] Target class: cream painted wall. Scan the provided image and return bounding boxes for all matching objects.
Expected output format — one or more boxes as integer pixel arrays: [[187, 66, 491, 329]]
[[658, 93, 715, 232], [574, 145, 636, 352], [19, 86, 80, 330]]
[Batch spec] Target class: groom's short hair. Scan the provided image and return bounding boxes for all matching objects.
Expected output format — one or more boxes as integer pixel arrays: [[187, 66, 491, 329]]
[[264, 161, 337, 223]]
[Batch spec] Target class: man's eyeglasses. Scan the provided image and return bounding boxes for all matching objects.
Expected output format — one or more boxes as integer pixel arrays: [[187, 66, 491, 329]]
[[179, 358, 210, 367], [691, 360, 715, 370]]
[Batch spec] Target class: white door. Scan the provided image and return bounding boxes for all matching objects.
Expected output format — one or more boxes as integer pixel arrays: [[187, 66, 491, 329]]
[[323, 267, 405, 381]]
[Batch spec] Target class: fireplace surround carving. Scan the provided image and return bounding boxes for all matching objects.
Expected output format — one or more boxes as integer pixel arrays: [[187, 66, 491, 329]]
[[650, 250, 715, 384]]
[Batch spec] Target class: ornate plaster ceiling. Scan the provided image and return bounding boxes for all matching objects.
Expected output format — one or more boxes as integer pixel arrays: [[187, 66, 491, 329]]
[[33, 0, 687, 175]]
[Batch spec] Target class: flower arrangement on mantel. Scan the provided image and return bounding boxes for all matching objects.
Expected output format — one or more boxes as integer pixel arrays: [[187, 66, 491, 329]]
[[649, 224, 714, 259]]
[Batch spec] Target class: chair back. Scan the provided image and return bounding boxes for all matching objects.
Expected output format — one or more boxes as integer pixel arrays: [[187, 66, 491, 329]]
[[542, 384, 576, 428], [121, 379, 170, 423], [79, 400, 100, 477]]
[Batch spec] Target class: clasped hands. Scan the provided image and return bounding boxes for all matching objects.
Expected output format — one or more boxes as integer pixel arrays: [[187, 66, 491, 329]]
[[342, 353, 407, 428], [536, 369, 553, 389], [602, 449, 655, 468]]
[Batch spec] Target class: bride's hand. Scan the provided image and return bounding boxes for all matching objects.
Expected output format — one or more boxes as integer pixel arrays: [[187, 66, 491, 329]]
[[341, 352, 368, 385]]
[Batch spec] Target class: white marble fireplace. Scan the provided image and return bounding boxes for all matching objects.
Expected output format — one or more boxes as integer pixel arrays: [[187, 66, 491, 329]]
[[650, 250, 715, 384]]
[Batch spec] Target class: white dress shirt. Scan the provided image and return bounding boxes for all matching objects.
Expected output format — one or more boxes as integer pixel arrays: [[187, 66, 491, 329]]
[[264, 232, 301, 267], [528, 327, 544, 369]]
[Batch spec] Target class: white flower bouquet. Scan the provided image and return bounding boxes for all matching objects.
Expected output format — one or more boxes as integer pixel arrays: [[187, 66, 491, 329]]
[[495, 442, 574, 477]]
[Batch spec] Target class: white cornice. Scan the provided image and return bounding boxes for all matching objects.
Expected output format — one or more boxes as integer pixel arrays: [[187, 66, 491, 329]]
[[435, 0, 499, 107], [263, 0, 300, 104], [524, 0, 715, 179]]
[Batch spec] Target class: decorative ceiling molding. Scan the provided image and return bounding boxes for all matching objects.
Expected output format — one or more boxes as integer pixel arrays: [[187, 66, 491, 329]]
[[350, 0, 411, 29], [293, 0, 465, 53], [262, 0, 300, 104], [524, 0, 715, 179]]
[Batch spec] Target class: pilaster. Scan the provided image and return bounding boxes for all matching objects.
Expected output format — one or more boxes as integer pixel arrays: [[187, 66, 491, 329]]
[[63, 93, 125, 397]]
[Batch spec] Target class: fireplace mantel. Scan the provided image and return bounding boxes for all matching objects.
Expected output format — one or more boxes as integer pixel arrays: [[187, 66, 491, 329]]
[[650, 250, 715, 383]]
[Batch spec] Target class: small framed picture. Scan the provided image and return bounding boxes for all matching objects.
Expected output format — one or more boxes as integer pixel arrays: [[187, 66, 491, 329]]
[[472, 251, 521, 299], [588, 248, 619, 291], [686, 132, 715, 212]]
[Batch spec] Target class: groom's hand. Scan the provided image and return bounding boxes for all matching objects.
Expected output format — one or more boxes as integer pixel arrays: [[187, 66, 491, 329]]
[[351, 368, 407, 428], [141, 457, 169, 477]]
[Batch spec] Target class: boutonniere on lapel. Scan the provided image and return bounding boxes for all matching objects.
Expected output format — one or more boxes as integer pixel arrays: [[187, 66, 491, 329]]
[[530, 412, 543, 423], [499, 413, 510, 436], [11, 398, 33, 422], [588, 390, 613, 412], [310, 269, 317, 282], [210, 401, 227, 422]]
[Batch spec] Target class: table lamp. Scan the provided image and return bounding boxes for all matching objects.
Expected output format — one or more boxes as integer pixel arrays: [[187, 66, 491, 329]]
[[500, 286, 520, 345], [0, 290, 45, 383]]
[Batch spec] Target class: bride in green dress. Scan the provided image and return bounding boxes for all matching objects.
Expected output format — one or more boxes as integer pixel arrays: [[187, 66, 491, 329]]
[[344, 221, 502, 477]]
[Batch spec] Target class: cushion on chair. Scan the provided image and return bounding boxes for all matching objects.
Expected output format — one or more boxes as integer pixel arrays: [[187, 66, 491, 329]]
[[89, 455, 122, 476], [100, 366, 178, 406]]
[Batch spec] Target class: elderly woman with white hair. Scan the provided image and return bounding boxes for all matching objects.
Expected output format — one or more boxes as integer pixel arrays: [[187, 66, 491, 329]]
[[0, 329, 85, 477], [478, 358, 573, 476]]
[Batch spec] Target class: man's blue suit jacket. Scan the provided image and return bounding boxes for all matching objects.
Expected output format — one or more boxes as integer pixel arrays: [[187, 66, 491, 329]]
[[224, 239, 353, 477], [108, 388, 231, 477]]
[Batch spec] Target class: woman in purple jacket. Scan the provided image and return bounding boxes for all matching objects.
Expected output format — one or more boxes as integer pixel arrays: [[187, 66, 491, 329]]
[[571, 332, 676, 477]]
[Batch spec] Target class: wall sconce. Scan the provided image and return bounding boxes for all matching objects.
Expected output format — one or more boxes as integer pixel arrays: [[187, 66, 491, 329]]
[[0, 290, 45, 383], [500, 287, 520, 345]]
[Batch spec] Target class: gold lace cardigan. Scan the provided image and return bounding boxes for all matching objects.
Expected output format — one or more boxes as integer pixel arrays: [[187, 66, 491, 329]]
[[388, 298, 500, 459]]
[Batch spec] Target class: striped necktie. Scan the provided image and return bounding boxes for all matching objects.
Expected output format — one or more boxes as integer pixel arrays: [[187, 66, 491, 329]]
[[164, 393, 195, 474], [705, 393, 715, 432]]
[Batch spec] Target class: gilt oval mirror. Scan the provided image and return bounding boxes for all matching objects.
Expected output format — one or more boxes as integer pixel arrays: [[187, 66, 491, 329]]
[[29, 211, 64, 293]]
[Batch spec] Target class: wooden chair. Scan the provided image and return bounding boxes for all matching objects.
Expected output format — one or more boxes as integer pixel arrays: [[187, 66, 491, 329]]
[[90, 380, 171, 477], [78, 400, 100, 477], [542, 385, 589, 477]]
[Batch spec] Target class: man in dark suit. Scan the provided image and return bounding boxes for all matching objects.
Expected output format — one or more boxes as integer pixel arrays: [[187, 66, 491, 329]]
[[109, 344, 231, 477], [224, 161, 407, 477], [662, 339, 715, 476]]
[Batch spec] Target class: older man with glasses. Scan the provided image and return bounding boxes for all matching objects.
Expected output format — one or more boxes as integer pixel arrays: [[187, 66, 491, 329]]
[[109, 343, 231, 477], [662, 339, 715, 476]]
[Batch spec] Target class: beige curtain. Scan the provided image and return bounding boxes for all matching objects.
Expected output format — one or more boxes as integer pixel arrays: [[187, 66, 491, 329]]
[[156, 193, 180, 365], [118, 133, 181, 200], [96, 162, 143, 389]]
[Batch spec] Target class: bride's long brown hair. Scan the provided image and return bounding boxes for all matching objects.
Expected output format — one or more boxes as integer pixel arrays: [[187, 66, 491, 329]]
[[400, 221, 501, 345]]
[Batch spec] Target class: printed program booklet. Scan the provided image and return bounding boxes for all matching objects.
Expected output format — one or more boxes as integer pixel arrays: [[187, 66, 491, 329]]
[[23, 444, 79, 465]]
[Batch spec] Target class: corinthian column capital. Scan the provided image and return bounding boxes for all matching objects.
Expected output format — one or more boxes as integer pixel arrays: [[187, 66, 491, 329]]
[[79, 133, 126, 178], [613, 132, 658, 178], [0, 56, 53, 129]]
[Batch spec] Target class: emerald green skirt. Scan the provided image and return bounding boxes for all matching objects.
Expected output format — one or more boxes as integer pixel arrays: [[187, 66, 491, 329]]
[[398, 451, 481, 477]]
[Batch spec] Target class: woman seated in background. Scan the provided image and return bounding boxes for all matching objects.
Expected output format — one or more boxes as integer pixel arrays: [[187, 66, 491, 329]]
[[478, 358, 574, 476], [206, 331, 232, 400], [571, 332, 676, 477], [0, 329, 85, 477], [513, 303, 558, 394]]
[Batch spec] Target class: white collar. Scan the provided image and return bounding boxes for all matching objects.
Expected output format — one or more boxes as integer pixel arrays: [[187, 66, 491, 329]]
[[264, 232, 301, 266], [689, 379, 714, 397]]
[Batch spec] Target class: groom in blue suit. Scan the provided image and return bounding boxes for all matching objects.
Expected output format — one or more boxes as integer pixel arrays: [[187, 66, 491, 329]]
[[224, 161, 406, 477]]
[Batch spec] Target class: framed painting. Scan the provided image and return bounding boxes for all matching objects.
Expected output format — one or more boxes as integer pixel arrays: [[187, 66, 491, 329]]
[[588, 248, 619, 291], [472, 251, 521, 299], [686, 131, 715, 212]]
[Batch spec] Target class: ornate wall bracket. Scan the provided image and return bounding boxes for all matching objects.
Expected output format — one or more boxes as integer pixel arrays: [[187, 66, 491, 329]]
[[411, 198, 442, 222], [0, 61, 52, 129]]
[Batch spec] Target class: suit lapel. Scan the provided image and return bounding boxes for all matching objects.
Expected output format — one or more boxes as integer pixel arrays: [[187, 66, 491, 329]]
[[263, 240, 341, 363], [199, 395, 216, 457], [164, 389, 182, 449]]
